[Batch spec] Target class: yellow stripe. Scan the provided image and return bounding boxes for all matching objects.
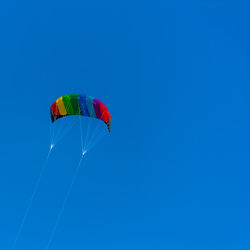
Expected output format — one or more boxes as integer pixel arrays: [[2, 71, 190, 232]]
[[56, 97, 67, 115]]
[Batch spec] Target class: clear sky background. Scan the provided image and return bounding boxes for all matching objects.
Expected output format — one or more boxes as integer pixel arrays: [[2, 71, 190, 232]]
[[0, 0, 249, 249]]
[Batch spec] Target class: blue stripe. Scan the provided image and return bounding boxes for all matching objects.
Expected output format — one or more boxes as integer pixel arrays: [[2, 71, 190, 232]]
[[78, 95, 89, 116], [86, 96, 96, 118]]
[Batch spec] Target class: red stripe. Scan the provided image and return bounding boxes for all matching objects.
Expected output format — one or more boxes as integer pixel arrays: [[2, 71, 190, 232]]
[[100, 103, 111, 124], [51, 102, 60, 115]]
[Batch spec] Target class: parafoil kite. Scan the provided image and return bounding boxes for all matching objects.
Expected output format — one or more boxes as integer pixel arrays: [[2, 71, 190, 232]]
[[11, 93, 111, 250], [49, 94, 111, 152], [50, 94, 111, 132]]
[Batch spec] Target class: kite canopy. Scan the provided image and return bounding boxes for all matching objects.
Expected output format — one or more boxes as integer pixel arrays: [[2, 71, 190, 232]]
[[50, 94, 111, 132]]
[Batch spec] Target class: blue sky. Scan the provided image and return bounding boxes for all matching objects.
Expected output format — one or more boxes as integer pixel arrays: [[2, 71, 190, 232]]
[[0, 0, 249, 249]]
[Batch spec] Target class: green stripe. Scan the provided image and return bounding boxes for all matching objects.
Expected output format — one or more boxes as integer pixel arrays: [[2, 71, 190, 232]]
[[62, 95, 75, 115], [70, 94, 81, 115]]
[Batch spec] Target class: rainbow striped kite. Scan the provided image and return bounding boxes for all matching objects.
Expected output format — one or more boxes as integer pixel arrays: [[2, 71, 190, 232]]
[[50, 94, 111, 132]]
